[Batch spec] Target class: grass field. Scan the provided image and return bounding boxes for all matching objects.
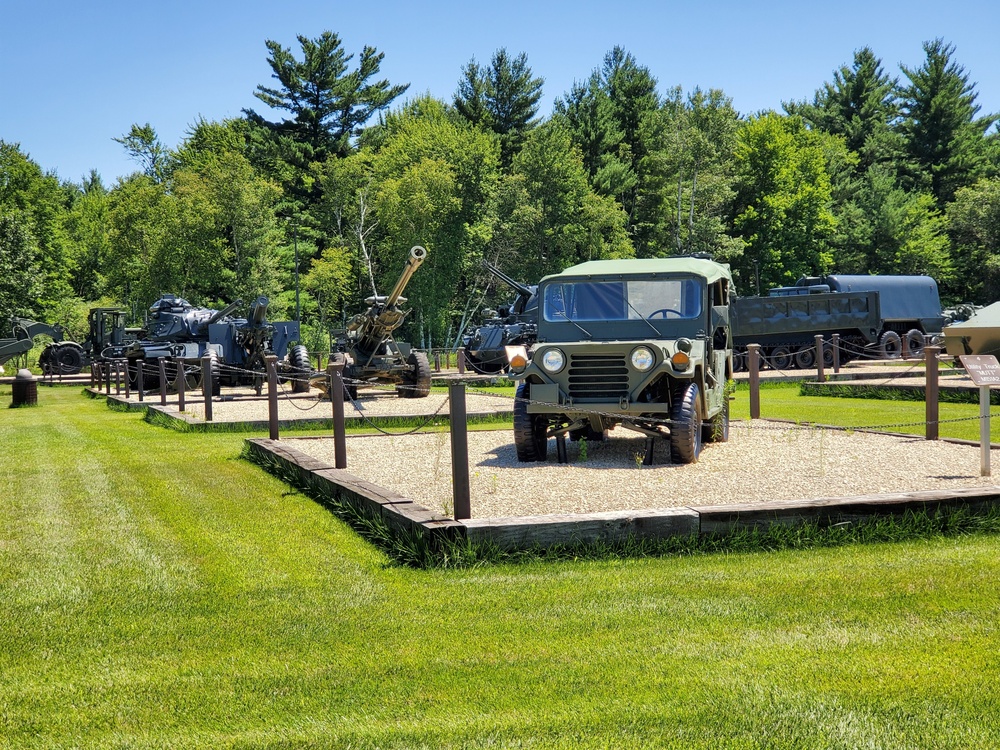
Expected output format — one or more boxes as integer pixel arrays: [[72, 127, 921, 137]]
[[2, 385, 1000, 748]]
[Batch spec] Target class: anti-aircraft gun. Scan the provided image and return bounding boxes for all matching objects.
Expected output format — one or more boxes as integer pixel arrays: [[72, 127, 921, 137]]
[[124, 295, 308, 395], [462, 260, 538, 373], [331, 245, 431, 398]]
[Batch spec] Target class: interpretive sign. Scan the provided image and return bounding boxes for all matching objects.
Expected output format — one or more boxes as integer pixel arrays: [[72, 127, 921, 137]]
[[958, 354, 997, 476], [960, 354, 1000, 386]]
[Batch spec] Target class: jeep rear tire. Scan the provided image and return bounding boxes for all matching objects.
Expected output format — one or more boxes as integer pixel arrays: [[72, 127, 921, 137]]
[[670, 382, 703, 464], [513, 382, 548, 462]]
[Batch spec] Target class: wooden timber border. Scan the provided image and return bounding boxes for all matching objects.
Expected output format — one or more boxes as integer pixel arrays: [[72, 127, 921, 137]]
[[243, 436, 1000, 553]]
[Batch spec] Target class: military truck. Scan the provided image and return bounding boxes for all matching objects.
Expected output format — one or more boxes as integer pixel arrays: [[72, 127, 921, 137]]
[[505, 256, 733, 464]]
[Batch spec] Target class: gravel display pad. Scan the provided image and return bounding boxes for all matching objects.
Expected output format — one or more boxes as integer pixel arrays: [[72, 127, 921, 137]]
[[286, 422, 1000, 519]]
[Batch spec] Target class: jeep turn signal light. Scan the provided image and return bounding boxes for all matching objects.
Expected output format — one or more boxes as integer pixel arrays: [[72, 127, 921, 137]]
[[670, 350, 690, 370], [505, 345, 529, 371]]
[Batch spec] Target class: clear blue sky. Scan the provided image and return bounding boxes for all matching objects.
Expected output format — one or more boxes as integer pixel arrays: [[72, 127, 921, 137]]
[[2, 0, 998, 185]]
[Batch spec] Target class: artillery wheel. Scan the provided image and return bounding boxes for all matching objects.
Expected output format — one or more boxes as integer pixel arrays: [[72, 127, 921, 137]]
[[398, 351, 431, 398], [794, 346, 816, 370], [513, 383, 548, 462], [823, 342, 836, 367], [289, 344, 311, 394], [52, 343, 85, 375], [670, 382, 703, 464], [904, 329, 925, 358], [702, 396, 729, 443], [879, 331, 902, 359]]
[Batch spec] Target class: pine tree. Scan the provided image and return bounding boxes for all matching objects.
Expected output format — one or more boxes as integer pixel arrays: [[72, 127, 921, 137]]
[[245, 31, 409, 162], [454, 48, 544, 168], [898, 38, 997, 205]]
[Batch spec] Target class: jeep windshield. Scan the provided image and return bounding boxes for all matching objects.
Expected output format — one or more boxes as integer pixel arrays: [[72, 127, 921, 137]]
[[542, 277, 703, 323]]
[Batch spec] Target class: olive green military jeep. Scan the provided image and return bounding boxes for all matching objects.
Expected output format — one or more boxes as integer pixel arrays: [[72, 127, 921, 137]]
[[505, 256, 733, 464]]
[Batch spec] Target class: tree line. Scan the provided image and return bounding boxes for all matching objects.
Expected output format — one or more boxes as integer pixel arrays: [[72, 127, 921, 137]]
[[2, 33, 999, 349]]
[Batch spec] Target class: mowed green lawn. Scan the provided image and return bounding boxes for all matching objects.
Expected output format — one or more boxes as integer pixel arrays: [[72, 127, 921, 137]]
[[2, 386, 1000, 748]]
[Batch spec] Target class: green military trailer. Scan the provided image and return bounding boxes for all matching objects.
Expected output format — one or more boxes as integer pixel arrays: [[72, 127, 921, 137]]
[[505, 256, 733, 464]]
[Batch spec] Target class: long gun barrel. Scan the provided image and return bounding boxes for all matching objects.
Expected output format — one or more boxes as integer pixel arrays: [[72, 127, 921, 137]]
[[207, 299, 243, 326], [347, 246, 428, 356], [385, 245, 428, 307], [482, 260, 533, 299]]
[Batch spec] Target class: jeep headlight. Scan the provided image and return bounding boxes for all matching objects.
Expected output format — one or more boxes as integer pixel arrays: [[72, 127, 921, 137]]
[[630, 346, 654, 372], [541, 348, 565, 373]]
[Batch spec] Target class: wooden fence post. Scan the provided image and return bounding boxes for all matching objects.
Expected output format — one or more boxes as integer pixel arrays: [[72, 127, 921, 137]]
[[176, 358, 185, 411], [328, 362, 347, 469], [201, 355, 213, 422], [832, 334, 841, 374], [457, 347, 466, 375], [158, 357, 167, 406], [137, 361, 145, 402], [449, 382, 471, 520], [815, 335, 825, 383], [266, 355, 279, 440], [748, 343, 761, 420], [925, 345, 940, 440]]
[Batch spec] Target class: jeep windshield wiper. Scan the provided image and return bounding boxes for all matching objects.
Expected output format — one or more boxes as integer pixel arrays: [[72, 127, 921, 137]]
[[553, 310, 592, 338], [622, 297, 663, 336]]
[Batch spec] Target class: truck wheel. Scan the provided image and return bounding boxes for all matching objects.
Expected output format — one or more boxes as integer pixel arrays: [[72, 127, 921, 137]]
[[205, 350, 221, 397], [793, 346, 815, 369], [703, 397, 729, 443], [670, 382, 703, 464], [769, 346, 792, 370], [879, 331, 902, 359], [398, 351, 431, 398], [56, 344, 85, 375], [513, 382, 548, 462], [289, 344, 311, 394], [823, 343, 836, 367], [904, 329, 925, 358]]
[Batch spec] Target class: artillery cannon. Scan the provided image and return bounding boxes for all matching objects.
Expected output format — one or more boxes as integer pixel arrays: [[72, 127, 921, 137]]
[[331, 245, 431, 398], [462, 260, 538, 373], [125, 295, 308, 396]]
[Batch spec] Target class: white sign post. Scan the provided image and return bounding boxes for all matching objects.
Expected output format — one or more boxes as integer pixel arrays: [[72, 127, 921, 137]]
[[959, 355, 1000, 477]]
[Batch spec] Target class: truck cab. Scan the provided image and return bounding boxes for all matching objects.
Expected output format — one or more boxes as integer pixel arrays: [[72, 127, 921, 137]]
[[506, 256, 733, 464]]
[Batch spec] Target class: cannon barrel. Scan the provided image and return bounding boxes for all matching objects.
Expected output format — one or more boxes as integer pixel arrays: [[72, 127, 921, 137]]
[[206, 299, 243, 326], [482, 260, 533, 299], [248, 296, 269, 326], [385, 246, 427, 308]]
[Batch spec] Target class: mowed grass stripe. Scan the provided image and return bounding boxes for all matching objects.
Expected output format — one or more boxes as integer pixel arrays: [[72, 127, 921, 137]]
[[0, 386, 998, 747]]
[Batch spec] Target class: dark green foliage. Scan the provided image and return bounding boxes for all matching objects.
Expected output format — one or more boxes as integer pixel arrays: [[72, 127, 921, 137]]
[[0, 210, 43, 320], [947, 176, 1000, 303], [246, 31, 409, 161], [454, 48, 544, 168], [899, 39, 998, 206], [788, 46, 906, 176]]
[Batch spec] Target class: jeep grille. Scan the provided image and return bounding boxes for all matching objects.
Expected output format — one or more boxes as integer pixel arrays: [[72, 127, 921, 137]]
[[567, 354, 630, 401]]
